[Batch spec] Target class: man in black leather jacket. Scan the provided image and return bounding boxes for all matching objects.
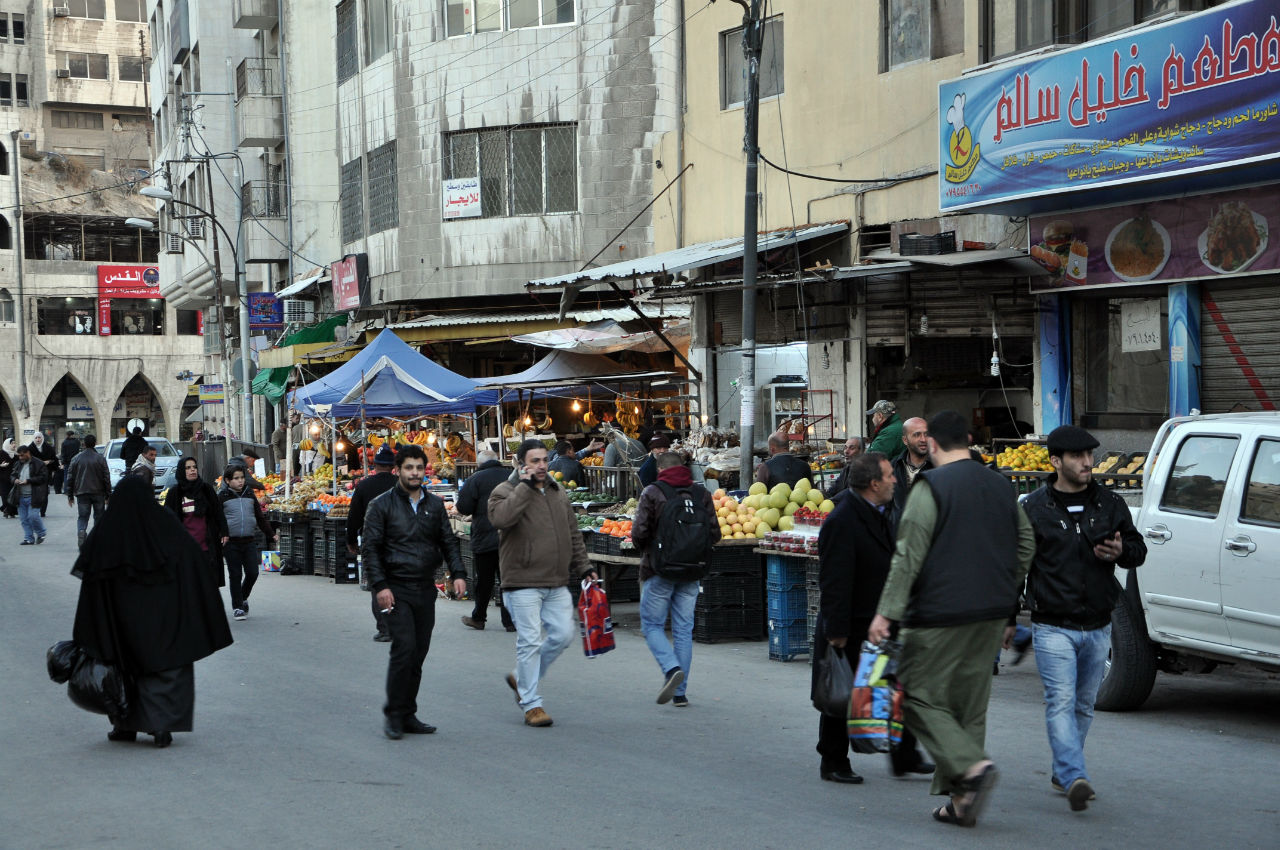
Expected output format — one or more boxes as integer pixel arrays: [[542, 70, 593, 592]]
[[456, 449, 515, 632], [1020, 425, 1146, 812], [361, 445, 467, 740]]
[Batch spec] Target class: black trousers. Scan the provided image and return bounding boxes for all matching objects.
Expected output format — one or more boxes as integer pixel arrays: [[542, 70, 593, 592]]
[[469, 549, 513, 628], [371, 592, 389, 636], [224, 538, 259, 609], [382, 582, 435, 720], [813, 614, 926, 772]]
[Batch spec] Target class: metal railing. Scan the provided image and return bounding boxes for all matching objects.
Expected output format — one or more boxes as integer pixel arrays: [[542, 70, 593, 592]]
[[235, 57, 280, 98], [241, 180, 284, 218]]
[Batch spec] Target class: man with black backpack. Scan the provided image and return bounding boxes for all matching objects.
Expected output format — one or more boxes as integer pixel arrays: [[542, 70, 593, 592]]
[[631, 452, 720, 707]]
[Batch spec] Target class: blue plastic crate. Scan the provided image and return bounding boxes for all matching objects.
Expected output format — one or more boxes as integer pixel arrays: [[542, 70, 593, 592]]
[[767, 587, 808, 620], [768, 616, 810, 660], [766, 554, 806, 587]]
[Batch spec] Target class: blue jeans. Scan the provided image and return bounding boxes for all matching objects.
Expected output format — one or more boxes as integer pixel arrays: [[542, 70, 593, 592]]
[[1033, 622, 1112, 787], [640, 576, 699, 696], [503, 586, 575, 711], [19, 496, 46, 542]]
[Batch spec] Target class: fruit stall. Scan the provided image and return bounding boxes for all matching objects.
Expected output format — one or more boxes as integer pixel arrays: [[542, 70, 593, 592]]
[[994, 439, 1148, 495]]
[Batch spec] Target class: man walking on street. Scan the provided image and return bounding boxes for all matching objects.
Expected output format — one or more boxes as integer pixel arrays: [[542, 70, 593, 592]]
[[66, 434, 110, 546], [130, 445, 158, 488], [347, 445, 400, 642], [1021, 425, 1146, 811], [631, 452, 719, 708], [57, 430, 80, 494], [489, 439, 595, 728], [891, 417, 932, 513], [11, 444, 49, 545], [869, 410, 1034, 828], [456, 449, 515, 633], [362, 445, 467, 740], [219, 464, 278, 621], [815, 452, 932, 784], [121, 426, 148, 470]]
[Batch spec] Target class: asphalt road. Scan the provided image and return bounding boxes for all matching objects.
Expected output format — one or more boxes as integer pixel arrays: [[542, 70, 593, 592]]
[[2, 498, 1278, 849]]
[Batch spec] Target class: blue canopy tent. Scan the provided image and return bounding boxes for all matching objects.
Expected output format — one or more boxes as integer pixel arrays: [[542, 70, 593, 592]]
[[289, 328, 496, 418]]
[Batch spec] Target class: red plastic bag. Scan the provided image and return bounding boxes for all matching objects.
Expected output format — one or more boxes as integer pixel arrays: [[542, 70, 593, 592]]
[[578, 578, 615, 658]]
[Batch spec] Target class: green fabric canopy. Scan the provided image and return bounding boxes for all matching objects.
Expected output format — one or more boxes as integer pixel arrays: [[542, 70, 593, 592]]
[[277, 314, 348, 348], [251, 366, 291, 404]]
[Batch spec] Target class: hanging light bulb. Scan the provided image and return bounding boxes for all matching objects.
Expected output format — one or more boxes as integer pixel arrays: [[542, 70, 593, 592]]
[[633, 405, 640, 415], [309, 422, 321, 435], [572, 399, 581, 412], [427, 431, 437, 445], [524, 415, 532, 426], [335, 440, 345, 452]]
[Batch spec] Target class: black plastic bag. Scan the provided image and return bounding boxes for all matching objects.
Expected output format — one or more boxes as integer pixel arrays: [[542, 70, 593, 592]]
[[47, 640, 84, 684], [67, 656, 132, 718], [812, 646, 855, 718]]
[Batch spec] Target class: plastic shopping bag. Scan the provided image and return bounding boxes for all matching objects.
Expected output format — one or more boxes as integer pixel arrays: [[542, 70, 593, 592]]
[[578, 578, 616, 658], [848, 639, 905, 754]]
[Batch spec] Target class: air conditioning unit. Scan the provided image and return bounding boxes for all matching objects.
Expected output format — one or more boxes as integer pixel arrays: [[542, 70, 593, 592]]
[[185, 218, 205, 239], [55, 69, 71, 78], [54, 6, 71, 17], [165, 233, 184, 254], [282, 299, 314, 324]]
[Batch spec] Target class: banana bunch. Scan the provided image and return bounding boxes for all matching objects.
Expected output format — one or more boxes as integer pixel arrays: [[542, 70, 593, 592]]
[[582, 408, 597, 427], [299, 437, 315, 451], [445, 433, 462, 453]]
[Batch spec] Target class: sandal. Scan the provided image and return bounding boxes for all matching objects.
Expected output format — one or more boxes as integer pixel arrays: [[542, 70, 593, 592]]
[[959, 761, 999, 826], [932, 801, 971, 827]]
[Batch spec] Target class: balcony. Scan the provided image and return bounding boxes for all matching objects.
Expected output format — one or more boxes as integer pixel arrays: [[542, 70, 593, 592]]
[[233, 0, 279, 29], [241, 180, 284, 219], [243, 216, 287, 263], [234, 59, 283, 148]]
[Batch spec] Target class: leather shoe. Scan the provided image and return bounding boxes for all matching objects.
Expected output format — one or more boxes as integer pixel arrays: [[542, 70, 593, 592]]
[[384, 717, 404, 740], [373, 632, 392, 642], [820, 768, 864, 784], [402, 716, 436, 734], [461, 616, 485, 630], [504, 624, 517, 632], [892, 758, 936, 777]]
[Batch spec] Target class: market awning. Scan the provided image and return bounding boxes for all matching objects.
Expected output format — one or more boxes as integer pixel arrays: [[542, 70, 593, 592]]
[[867, 248, 1050, 278], [475, 349, 677, 398], [527, 222, 850, 292], [250, 366, 291, 404], [511, 319, 691, 354], [275, 271, 325, 299], [387, 303, 691, 343], [643, 261, 914, 298], [257, 314, 351, 369]]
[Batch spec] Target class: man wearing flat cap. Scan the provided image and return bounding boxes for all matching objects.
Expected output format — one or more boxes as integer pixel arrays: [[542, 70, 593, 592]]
[[1020, 424, 1147, 812], [348, 444, 400, 641], [637, 434, 671, 488], [866, 400, 906, 461]]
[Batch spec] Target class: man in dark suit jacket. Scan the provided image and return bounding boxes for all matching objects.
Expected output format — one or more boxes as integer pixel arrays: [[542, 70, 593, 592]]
[[813, 451, 932, 784], [456, 449, 516, 632]]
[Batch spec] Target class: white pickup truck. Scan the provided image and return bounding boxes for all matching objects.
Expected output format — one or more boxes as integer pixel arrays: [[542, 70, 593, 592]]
[[1097, 412, 1280, 711]]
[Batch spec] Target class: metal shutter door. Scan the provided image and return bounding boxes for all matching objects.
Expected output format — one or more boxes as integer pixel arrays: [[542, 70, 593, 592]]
[[1200, 280, 1280, 413]]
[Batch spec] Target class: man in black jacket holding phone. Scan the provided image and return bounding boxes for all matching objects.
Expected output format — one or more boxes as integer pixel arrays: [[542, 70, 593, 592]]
[[362, 445, 467, 740], [1020, 425, 1146, 812], [814, 452, 932, 785]]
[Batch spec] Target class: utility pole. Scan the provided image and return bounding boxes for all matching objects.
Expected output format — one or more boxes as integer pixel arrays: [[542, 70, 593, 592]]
[[734, 0, 765, 486]]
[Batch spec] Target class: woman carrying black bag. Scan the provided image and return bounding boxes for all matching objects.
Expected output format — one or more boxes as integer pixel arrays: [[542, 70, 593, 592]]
[[71, 477, 233, 747]]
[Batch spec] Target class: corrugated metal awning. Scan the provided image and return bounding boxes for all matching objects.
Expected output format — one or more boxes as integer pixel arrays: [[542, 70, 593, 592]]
[[867, 248, 1050, 277], [527, 221, 850, 290], [276, 271, 325, 299]]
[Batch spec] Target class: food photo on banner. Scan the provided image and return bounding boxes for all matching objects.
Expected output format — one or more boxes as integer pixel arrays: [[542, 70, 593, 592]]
[[938, 0, 1280, 211], [1027, 183, 1278, 293]]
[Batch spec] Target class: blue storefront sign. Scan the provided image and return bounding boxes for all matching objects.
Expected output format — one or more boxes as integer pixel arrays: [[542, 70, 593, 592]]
[[939, 0, 1280, 211], [247, 292, 284, 330]]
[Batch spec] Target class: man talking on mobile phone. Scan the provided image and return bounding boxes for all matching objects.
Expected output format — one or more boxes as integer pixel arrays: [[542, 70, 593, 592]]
[[361, 445, 467, 740], [1020, 425, 1146, 811], [488, 439, 596, 728]]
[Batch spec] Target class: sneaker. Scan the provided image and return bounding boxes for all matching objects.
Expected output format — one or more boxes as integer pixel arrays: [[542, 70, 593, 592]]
[[1067, 778, 1094, 811], [35, 535, 46, 545], [657, 668, 685, 704], [241, 600, 249, 615], [524, 707, 553, 727], [19, 540, 33, 545], [1052, 776, 1097, 800], [672, 695, 689, 707], [233, 608, 247, 621]]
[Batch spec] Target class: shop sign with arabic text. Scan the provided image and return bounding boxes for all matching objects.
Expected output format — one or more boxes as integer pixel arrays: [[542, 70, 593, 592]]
[[96, 265, 162, 336], [939, 0, 1280, 210]]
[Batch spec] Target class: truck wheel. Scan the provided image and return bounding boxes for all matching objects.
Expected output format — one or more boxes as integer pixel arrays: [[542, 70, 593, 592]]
[[1095, 593, 1157, 711]]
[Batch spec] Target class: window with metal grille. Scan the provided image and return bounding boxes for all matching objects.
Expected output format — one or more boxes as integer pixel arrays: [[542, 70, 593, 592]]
[[117, 0, 147, 22], [340, 157, 364, 244], [58, 52, 110, 80], [365, 0, 392, 64], [68, 0, 106, 19], [118, 56, 146, 82], [52, 110, 105, 130], [336, 0, 359, 85], [720, 16, 783, 110], [442, 123, 576, 219], [367, 141, 398, 234]]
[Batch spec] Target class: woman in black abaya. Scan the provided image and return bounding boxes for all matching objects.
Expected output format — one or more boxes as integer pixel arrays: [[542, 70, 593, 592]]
[[72, 477, 233, 747], [164, 455, 229, 590]]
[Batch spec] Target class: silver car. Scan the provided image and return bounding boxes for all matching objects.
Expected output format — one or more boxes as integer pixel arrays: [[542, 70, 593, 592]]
[[101, 437, 181, 492]]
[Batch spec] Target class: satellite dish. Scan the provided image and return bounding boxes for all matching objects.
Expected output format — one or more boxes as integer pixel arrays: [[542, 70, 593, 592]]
[[127, 418, 146, 434]]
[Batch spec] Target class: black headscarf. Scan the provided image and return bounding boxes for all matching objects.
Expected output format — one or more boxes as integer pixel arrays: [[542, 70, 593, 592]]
[[72, 477, 185, 585], [72, 475, 233, 674], [175, 455, 212, 515]]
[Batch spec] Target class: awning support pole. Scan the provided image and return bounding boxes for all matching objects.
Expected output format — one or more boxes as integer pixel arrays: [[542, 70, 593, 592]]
[[605, 279, 702, 381]]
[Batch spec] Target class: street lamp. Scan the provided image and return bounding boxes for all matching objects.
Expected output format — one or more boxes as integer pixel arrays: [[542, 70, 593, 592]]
[[139, 185, 255, 443]]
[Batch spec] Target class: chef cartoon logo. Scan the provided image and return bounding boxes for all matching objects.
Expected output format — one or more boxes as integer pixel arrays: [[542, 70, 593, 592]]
[[943, 93, 980, 184]]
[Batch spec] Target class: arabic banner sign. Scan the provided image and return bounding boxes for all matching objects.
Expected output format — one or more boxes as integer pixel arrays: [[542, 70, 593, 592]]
[[939, 0, 1280, 211], [247, 292, 283, 329], [199, 384, 225, 404], [442, 176, 481, 219], [97, 265, 162, 336], [330, 253, 370, 312], [1028, 183, 1279, 293]]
